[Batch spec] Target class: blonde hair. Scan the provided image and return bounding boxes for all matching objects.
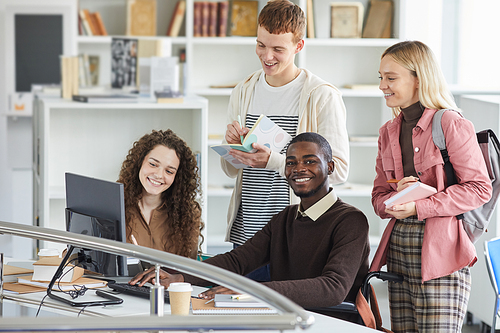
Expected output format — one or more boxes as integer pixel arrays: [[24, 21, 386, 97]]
[[382, 41, 458, 117]]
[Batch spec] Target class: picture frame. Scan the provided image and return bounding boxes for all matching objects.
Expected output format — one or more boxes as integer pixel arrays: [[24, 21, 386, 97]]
[[330, 2, 364, 38]]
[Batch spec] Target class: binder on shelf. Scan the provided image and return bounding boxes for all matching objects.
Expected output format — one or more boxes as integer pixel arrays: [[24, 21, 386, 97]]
[[384, 182, 437, 208]]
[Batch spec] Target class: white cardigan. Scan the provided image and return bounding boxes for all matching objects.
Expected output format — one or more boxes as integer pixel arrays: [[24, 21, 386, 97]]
[[221, 68, 349, 241]]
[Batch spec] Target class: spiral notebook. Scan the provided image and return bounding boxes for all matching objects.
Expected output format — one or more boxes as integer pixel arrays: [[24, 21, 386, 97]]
[[191, 297, 277, 315]]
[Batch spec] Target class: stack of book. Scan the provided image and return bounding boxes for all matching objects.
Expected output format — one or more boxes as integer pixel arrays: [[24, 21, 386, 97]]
[[193, 1, 229, 37]]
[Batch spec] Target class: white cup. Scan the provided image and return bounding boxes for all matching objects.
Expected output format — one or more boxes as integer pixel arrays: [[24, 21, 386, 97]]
[[167, 282, 193, 315], [38, 248, 60, 258]]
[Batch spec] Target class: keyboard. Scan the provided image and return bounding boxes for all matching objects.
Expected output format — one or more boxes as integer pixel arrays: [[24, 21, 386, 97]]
[[107, 282, 170, 303]]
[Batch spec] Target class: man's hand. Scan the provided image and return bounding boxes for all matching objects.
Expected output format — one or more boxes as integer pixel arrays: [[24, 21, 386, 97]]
[[128, 267, 184, 287], [197, 286, 238, 300], [225, 120, 249, 145], [229, 143, 271, 168]]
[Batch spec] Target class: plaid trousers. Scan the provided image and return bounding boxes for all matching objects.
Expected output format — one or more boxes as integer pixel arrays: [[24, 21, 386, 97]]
[[387, 217, 471, 333]]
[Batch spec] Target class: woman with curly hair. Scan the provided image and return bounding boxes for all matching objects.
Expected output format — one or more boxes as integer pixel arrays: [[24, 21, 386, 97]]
[[118, 129, 203, 259]]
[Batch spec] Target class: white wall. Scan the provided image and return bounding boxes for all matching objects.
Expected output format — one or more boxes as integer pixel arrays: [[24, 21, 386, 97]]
[[458, 0, 500, 89]]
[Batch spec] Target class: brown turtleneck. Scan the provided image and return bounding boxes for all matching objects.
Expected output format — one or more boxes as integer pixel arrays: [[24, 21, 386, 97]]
[[400, 102, 425, 177]]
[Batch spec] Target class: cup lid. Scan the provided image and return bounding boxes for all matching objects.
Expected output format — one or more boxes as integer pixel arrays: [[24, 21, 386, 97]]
[[38, 248, 60, 257], [167, 282, 193, 292]]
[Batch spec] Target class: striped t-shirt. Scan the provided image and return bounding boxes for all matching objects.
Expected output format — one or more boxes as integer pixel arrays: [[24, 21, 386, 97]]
[[229, 113, 298, 245]]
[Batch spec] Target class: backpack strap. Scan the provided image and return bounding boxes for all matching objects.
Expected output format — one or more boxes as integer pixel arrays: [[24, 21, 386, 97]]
[[431, 109, 464, 220]]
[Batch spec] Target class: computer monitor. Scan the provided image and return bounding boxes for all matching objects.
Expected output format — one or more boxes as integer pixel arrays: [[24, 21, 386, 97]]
[[65, 173, 128, 277]]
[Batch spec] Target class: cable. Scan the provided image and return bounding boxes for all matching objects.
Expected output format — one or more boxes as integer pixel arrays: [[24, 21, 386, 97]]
[[35, 294, 49, 317]]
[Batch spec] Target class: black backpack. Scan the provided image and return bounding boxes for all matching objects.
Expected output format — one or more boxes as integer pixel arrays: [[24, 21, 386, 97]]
[[432, 109, 500, 243]]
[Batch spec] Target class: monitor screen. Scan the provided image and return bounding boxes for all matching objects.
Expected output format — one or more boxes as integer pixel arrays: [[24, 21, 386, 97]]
[[65, 173, 128, 276]]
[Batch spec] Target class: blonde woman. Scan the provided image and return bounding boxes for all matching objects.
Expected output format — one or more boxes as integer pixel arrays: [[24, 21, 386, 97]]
[[370, 41, 492, 332]]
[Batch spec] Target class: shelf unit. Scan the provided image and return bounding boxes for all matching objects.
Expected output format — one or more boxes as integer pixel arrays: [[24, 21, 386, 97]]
[[33, 95, 208, 252], [68, 0, 406, 252]]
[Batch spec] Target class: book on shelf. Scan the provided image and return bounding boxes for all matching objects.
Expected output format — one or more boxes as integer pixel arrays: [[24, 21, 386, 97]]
[[208, 1, 218, 37], [362, 0, 393, 38], [217, 1, 229, 37], [330, 2, 364, 38], [82, 9, 100, 36], [200, 1, 210, 37], [166, 0, 186, 37], [60, 56, 79, 99], [230, 0, 258, 36], [17, 275, 107, 291], [306, 0, 315, 38], [111, 38, 138, 88], [193, 1, 203, 37], [211, 114, 292, 169], [3, 264, 33, 283], [72, 94, 139, 103], [32, 256, 84, 283], [92, 12, 108, 36], [384, 182, 437, 208], [127, 0, 157, 36], [191, 296, 277, 315]]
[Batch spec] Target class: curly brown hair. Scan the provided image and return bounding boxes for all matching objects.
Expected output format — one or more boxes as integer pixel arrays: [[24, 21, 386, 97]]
[[118, 129, 204, 258]]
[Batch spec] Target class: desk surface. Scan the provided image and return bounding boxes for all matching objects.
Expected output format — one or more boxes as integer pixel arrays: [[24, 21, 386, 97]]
[[2, 260, 376, 332], [1, 287, 376, 332]]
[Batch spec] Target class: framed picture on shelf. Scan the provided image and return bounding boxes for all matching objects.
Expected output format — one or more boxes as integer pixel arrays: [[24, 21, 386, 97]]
[[229, 0, 259, 37], [330, 2, 364, 38]]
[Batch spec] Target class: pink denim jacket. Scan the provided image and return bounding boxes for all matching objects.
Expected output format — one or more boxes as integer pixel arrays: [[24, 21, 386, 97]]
[[370, 108, 492, 282]]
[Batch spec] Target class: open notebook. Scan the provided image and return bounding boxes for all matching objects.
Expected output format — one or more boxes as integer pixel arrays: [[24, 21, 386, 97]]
[[211, 115, 292, 169]]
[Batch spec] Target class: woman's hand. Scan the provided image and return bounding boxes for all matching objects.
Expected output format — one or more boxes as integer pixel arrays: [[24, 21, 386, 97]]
[[229, 143, 271, 168], [128, 267, 184, 287], [396, 176, 419, 192], [197, 286, 238, 300], [225, 120, 249, 145], [385, 201, 417, 219]]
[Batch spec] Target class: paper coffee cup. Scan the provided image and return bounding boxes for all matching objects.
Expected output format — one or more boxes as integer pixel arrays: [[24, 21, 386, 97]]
[[167, 282, 193, 315], [38, 248, 60, 258]]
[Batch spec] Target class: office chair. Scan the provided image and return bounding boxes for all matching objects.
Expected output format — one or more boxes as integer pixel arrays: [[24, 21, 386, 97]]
[[306, 271, 403, 330], [484, 237, 500, 333]]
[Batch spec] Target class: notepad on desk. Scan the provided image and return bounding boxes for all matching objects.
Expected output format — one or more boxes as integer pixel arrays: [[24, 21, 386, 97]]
[[210, 114, 292, 169], [191, 295, 277, 315], [384, 182, 437, 208]]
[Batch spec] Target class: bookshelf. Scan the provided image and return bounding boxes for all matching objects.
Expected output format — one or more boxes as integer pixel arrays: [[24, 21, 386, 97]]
[[32, 96, 208, 252], [71, 0, 405, 252]]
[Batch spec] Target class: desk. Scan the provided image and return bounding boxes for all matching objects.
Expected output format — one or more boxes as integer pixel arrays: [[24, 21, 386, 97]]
[[1, 285, 376, 332]]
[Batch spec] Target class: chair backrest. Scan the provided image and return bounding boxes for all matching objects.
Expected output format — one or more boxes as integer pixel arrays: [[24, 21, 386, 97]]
[[484, 237, 500, 295]]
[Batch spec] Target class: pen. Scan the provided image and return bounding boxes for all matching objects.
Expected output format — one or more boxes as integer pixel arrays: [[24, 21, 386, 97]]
[[205, 299, 214, 304], [131, 234, 139, 246], [386, 179, 400, 183], [237, 115, 244, 144], [231, 294, 252, 300]]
